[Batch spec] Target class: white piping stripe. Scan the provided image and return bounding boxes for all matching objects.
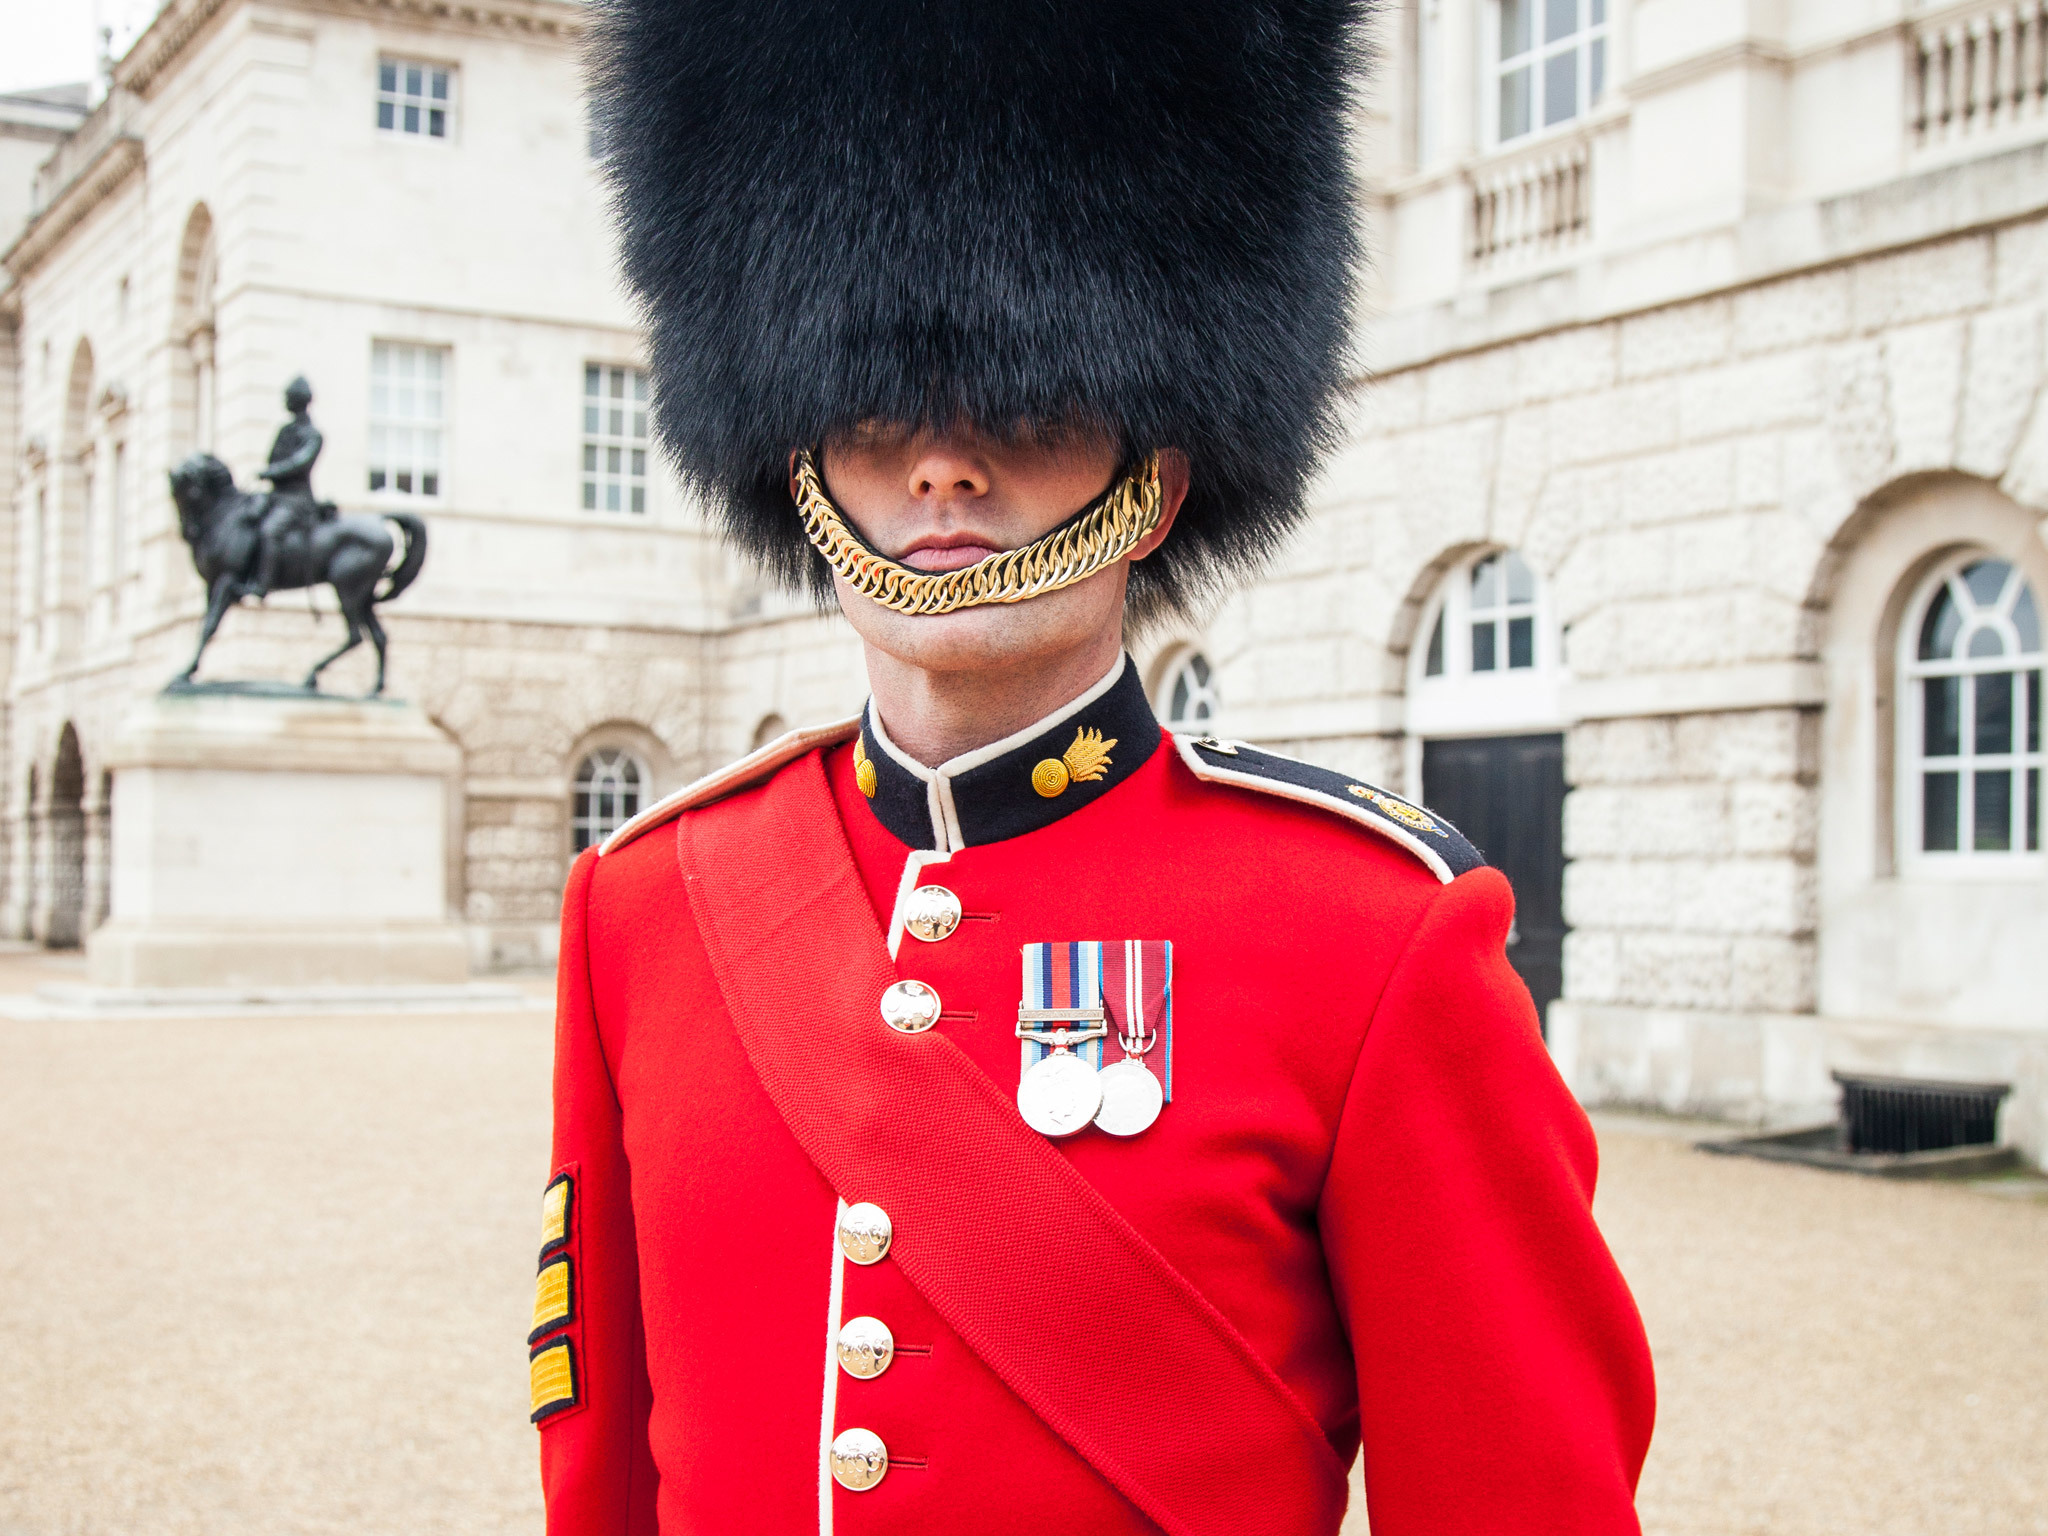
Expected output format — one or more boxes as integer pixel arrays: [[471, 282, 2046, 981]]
[[818, 1199, 849, 1536], [887, 848, 954, 959]]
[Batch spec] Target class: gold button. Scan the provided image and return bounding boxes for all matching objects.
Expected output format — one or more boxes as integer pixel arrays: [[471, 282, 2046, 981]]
[[830, 1426, 889, 1491], [837, 1202, 892, 1265], [879, 979, 942, 1033], [1031, 758, 1070, 797], [902, 885, 962, 943], [836, 1315, 896, 1379]]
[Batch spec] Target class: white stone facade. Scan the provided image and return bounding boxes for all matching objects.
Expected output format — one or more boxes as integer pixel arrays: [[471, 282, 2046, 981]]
[[4, 0, 2047, 1158]]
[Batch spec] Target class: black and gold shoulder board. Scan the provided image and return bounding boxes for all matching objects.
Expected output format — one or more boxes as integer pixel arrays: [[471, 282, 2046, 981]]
[[1173, 735, 1485, 884]]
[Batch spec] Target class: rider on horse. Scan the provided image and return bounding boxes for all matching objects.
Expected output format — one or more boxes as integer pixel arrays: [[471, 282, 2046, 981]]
[[244, 376, 336, 599]]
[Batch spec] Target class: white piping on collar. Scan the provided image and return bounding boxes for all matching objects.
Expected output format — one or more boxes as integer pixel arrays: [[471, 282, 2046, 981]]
[[863, 653, 1129, 853]]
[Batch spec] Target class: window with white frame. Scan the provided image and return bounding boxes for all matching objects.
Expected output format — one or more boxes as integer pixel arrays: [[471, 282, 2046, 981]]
[[1160, 649, 1221, 729], [378, 58, 453, 139], [1497, 0, 1608, 143], [1409, 548, 1563, 742], [369, 342, 447, 497], [1425, 549, 1540, 677], [572, 748, 646, 852], [1901, 556, 2042, 862], [582, 365, 649, 514]]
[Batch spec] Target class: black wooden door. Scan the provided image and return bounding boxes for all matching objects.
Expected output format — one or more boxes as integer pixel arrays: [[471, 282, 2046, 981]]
[[1421, 734, 1567, 1030]]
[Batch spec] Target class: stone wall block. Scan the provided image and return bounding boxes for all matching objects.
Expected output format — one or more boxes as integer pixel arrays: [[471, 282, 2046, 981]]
[[1358, 369, 1424, 434], [1603, 525, 1676, 600], [1562, 929, 1621, 1004], [1666, 515, 1760, 595], [1620, 297, 1732, 380], [1615, 931, 1736, 1011], [1733, 269, 1852, 354], [1731, 779, 1819, 857], [1490, 407, 1551, 543], [1993, 217, 2048, 303], [1735, 434, 1783, 508], [1850, 235, 1992, 332], [1565, 858, 1673, 930], [1881, 317, 1966, 476], [1514, 324, 1619, 401], [1671, 707, 1816, 781], [1549, 379, 1680, 465], [1821, 339, 1895, 503], [1957, 305, 2044, 479], [2001, 389, 2048, 511], [1679, 353, 1825, 442], [1621, 443, 1736, 526], [1730, 935, 1818, 1012], [1422, 347, 1518, 423], [1395, 418, 1499, 534], [1568, 716, 1677, 787]]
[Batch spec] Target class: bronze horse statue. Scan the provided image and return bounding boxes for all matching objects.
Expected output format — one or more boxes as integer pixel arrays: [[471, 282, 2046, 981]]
[[168, 453, 428, 694]]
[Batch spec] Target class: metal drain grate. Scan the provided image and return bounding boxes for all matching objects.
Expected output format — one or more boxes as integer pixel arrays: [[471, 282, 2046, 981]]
[[1834, 1073, 2009, 1154]]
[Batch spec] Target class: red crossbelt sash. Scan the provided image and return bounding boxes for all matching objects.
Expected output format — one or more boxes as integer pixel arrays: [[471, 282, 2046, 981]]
[[676, 750, 1349, 1536]]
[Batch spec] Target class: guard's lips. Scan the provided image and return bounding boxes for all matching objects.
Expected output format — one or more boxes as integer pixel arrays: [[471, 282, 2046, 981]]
[[897, 532, 1004, 572]]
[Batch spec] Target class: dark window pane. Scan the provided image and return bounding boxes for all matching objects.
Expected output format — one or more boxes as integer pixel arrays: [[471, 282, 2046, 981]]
[[1963, 559, 2010, 608], [1501, 0, 1532, 55], [406, 66, 422, 94], [1171, 675, 1190, 720], [583, 482, 596, 510], [1974, 770, 2012, 851], [1471, 554, 1500, 608], [396, 470, 413, 493], [422, 472, 438, 496], [2029, 769, 2040, 851], [369, 469, 386, 491], [1543, 48, 1578, 124], [377, 101, 395, 130], [380, 61, 397, 91], [2014, 585, 2040, 651], [1923, 771, 1959, 851], [1425, 610, 1445, 676], [429, 109, 445, 137], [2029, 671, 2040, 752], [431, 71, 448, 99], [1500, 67, 1532, 139], [1509, 615, 1535, 668], [631, 487, 645, 513], [607, 446, 622, 473], [1591, 0, 1605, 23], [1923, 676, 1960, 756], [609, 408, 624, 435], [633, 372, 647, 401], [572, 825, 592, 853], [1545, 0, 1577, 43], [573, 792, 590, 819], [1968, 626, 2005, 658], [1975, 672, 2013, 755], [607, 484, 621, 511], [1591, 36, 1605, 98], [1506, 550, 1535, 602], [631, 449, 645, 476], [585, 365, 599, 394], [632, 410, 646, 439], [1919, 585, 1961, 659], [403, 103, 419, 133], [1472, 621, 1498, 672], [585, 405, 599, 433], [583, 444, 597, 472]]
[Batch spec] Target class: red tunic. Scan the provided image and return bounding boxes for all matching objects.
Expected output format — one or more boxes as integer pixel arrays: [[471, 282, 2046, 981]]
[[535, 665, 1654, 1535]]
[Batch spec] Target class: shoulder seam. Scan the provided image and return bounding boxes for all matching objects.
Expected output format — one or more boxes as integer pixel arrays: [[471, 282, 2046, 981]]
[[600, 715, 862, 856], [1170, 733, 1471, 884]]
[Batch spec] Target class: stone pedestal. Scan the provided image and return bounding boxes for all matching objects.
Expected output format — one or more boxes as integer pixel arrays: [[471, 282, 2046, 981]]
[[86, 692, 469, 988]]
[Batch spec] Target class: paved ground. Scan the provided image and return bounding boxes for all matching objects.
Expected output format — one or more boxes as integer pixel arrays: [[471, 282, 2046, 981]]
[[0, 950, 2041, 1535]]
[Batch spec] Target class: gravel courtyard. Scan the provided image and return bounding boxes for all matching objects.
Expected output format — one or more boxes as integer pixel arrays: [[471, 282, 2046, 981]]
[[0, 951, 2040, 1535]]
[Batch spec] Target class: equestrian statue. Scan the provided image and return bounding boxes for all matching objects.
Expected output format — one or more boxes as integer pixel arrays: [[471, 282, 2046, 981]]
[[168, 377, 427, 695]]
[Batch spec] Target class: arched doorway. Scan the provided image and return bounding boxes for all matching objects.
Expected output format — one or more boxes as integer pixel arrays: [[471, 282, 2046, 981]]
[[42, 726, 87, 949], [171, 204, 217, 455]]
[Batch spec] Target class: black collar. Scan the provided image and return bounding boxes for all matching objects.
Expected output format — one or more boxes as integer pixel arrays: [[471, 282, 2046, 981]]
[[856, 655, 1162, 850]]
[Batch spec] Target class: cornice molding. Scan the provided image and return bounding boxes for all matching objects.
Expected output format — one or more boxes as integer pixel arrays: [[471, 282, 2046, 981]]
[[1, 136, 144, 279], [120, 0, 586, 96]]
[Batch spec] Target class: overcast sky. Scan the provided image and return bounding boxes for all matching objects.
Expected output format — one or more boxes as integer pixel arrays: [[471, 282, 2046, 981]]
[[0, 0, 162, 97]]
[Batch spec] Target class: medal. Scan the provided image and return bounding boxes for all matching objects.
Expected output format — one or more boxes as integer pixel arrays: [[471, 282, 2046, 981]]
[[1093, 1056, 1163, 1137], [1014, 1006, 1107, 1138], [1093, 937, 1171, 1136]]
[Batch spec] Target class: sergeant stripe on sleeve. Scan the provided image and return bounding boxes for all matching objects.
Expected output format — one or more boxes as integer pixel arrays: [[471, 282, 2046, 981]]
[[539, 1171, 572, 1258], [529, 1255, 573, 1345], [530, 1337, 578, 1423]]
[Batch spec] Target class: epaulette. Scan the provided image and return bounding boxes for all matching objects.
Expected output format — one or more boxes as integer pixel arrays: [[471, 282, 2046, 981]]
[[1172, 734, 1485, 884], [601, 716, 861, 856]]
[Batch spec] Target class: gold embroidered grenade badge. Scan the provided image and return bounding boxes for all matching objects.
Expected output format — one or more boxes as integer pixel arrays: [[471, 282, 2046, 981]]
[[1033, 727, 1116, 798], [853, 734, 878, 799], [1348, 782, 1445, 836]]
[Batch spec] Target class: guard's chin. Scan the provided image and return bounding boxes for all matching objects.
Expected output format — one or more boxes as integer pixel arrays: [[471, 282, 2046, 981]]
[[833, 562, 1129, 678]]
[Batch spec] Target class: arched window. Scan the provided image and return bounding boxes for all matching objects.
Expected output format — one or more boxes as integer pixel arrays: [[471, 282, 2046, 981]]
[[1423, 549, 1539, 677], [1408, 547, 1562, 739], [571, 748, 646, 852], [1900, 556, 2042, 863], [1159, 649, 1220, 728]]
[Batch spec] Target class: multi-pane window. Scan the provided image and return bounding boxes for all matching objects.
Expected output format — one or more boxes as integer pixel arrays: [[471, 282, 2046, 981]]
[[1162, 651, 1220, 728], [369, 342, 447, 497], [378, 58, 453, 138], [1498, 0, 1608, 142], [1904, 558, 2042, 859], [1425, 549, 1538, 676], [572, 749, 645, 852], [583, 364, 648, 514]]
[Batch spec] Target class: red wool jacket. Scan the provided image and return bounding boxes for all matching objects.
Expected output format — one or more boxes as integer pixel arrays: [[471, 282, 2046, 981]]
[[535, 663, 1654, 1535]]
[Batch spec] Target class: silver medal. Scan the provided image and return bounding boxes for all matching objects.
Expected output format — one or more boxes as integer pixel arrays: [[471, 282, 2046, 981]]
[[1093, 1056, 1164, 1137], [1016, 1051, 1104, 1138]]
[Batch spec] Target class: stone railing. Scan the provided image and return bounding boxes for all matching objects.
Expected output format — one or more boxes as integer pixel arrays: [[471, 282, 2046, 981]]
[[30, 89, 140, 217], [1467, 132, 1592, 269], [1909, 1, 2048, 148]]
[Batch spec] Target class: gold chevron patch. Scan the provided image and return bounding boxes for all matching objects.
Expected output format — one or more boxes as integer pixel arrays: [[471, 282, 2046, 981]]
[[530, 1256, 572, 1344], [530, 1338, 577, 1423], [539, 1173, 571, 1257]]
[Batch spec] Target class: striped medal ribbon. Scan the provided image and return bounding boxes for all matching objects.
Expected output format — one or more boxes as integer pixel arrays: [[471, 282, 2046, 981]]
[[1016, 941, 1173, 1138]]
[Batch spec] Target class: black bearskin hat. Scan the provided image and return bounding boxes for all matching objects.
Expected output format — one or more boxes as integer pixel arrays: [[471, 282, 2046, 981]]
[[590, 0, 1368, 619]]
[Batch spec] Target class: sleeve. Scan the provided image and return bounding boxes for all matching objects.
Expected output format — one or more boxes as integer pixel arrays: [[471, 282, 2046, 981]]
[[535, 847, 660, 1535], [1319, 866, 1655, 1535]]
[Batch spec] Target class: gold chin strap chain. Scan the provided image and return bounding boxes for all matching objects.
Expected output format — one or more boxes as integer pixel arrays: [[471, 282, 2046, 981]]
[[792, 447, 1164, 616]]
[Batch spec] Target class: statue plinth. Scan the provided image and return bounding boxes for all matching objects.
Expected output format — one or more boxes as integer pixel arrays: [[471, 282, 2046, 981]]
[[86, 692, 470, 988]]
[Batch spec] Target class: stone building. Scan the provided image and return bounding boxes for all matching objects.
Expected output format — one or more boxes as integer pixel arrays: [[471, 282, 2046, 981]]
[[4, 0, 2047, 1160]]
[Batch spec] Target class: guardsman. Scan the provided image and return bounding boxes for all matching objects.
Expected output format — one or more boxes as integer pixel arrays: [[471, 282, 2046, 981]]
[[534, 2, 1657, 1533]]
